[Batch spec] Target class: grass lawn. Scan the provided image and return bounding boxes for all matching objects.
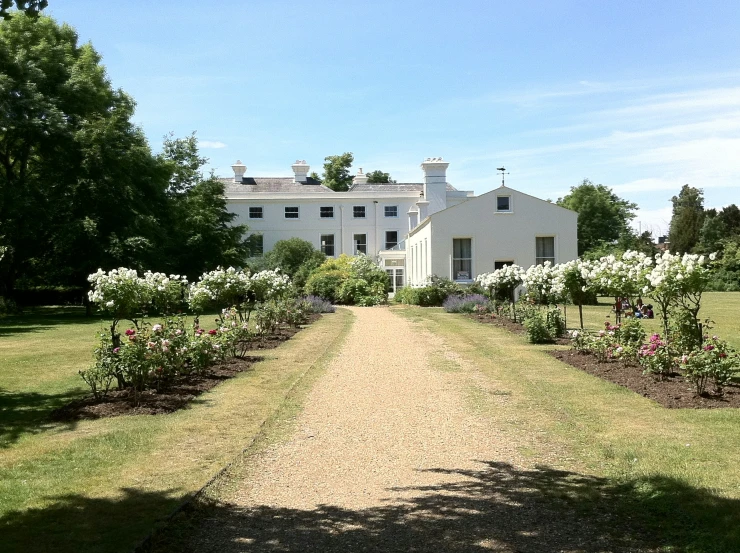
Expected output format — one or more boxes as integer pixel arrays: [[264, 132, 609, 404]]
[[397, 297, 740, 553], [571, 291, 740, 349], [0, 306, 352, 553]]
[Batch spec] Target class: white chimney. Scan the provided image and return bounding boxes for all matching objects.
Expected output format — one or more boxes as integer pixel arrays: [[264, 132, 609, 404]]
[[353, 168, 369, 186], [408, 206, 419, 230], [416, 199, 430, 221], [231, 160, 246, 182], [420, 157, 449, 215], [292, 160, 310, 183]]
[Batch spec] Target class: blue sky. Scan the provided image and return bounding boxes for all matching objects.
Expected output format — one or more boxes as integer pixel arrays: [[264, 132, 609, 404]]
[[48, 0, 740, 237]]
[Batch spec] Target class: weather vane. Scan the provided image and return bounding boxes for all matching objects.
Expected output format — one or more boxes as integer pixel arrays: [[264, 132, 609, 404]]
[[497, 167, 509, 187]]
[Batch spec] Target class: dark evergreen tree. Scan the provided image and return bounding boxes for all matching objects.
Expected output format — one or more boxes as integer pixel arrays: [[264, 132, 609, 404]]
[[668, 185, 704, 254]]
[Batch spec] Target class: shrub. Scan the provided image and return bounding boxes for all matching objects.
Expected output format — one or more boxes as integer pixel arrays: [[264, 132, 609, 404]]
[[304, 269, 347, 302], [524, 311, 554, 344], [681, 336, 740, 395], [443, 294, 489, 313], [305, 254, 388, 306], [545, 307, 566, 338], [638, 334, 675, 379]]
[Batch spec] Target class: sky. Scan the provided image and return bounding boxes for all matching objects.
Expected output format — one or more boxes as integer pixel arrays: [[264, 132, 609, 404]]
[[47, 0, 740, 238]]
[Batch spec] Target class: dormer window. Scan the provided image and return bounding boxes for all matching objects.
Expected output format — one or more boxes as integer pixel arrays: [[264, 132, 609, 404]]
[[497, 195, 511, 212]]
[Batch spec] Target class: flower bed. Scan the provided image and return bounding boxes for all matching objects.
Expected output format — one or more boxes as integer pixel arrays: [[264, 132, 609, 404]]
[[53, 313, 320, 421], [548, 348, 740, 409]]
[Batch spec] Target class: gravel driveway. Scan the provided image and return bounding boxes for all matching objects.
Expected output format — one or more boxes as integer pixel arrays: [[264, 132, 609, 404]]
[[173, 307, 651, 553]]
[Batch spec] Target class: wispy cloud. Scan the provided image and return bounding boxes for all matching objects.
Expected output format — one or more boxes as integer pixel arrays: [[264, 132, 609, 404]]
[[200, 140, 227, 149]]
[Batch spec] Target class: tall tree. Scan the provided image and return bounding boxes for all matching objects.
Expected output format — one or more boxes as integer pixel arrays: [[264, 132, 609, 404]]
[[556, 179, 638, 256], [0, 1, 47, 20], [0, 14, 169, 294], [668, 184, 704, 254], [159, 134, 250, 279], [321, 152, 354, 192], [366, 170, 395, 183]]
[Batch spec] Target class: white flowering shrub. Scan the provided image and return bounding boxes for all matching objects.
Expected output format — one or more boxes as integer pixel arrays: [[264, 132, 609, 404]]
[[644, 250, 716, 339], [88, 268, 155, 323], [143, 271, 189, 315], [522, 261, 565, 305], [476, 264, 525, 302], [250, 269, 291, 302], [187, 266, 253, 314]]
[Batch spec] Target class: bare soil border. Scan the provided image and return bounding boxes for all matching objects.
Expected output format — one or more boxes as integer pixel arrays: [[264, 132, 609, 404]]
[[467, 313, 740, 409], [52, 315, 320, 421]]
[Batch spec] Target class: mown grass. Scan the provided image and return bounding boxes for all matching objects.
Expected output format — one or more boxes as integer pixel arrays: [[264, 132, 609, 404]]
[[396, 302, 740, 553], [572, 291, 740, 349], [0, 306, 352, 553]]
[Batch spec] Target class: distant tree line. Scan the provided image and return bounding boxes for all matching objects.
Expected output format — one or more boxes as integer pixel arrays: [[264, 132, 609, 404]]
[[557, 180, 739, 291]]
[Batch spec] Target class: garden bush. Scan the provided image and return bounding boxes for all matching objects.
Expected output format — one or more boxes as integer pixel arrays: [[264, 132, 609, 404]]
[[304, 254, 388, 306], [524, 311, 554, 344], [681, 336, 740, 395]]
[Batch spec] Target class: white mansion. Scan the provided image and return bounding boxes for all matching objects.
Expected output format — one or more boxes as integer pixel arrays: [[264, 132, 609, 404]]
[[223, 158, 578, 291]]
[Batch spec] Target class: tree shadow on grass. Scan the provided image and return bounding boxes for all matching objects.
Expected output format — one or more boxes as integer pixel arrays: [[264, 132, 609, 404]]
[[0, 307, 105, 337], [0, 388, 84, 447], [1, 488, 184, 553], [143, 461, 740, 553]]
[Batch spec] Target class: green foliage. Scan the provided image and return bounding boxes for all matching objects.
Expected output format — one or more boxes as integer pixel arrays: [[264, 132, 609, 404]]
[[669, 184, 704, 254], [681, 337, 740, 395], [556, 179, 638, 256], [366, 170, 396, 183], [265, 238, 325, 278], [546, 307, 566, 338], [524, 311, 554, 344], [0, 1, 47, 20], [614, 317, 647, 356], [638, 334, 675, 379], [304, 269, 347, 303], [321, 152, 354, 192], [304, 254, 388, 305]]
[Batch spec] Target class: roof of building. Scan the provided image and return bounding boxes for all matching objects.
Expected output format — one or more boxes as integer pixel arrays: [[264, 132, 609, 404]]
[[348, 182, 459, 192], [221, 177, 459, 195], [221, 177, 335, 195]]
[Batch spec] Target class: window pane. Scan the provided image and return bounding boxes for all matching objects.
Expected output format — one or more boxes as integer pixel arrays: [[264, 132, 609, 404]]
[[385, 205, 398, 217], [497, 196, 510, 211], [353, 206, 366, 218], [536, 237, 554, 258], [395, 269, 404, 288], [453, 238, 472, 280], [285, 206, 299, 219], [385, 231, 398, 250], [536, 237, 555, 265], [321, 234, 335, 256], [249, 207, 263, 219], [353, 233, 367, 254], [453, 238, 471, 258], [495, 261, 514, 270], [320, 206, 334, 218]]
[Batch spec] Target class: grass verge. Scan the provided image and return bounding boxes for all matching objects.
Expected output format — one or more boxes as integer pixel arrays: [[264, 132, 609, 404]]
[[0, 307, 352, 553], [396, 306, 740, 553]]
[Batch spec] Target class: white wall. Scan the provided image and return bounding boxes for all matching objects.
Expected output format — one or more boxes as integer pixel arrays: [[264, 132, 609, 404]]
[[229, 195, 415, 256], [409, 186, 578, 283]]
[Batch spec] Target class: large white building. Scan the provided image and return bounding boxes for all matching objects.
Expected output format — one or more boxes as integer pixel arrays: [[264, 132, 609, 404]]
[[223, 158, 578, 291]]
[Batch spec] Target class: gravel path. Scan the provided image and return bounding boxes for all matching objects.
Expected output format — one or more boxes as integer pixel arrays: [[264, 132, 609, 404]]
[[181, 307, 650, 553]]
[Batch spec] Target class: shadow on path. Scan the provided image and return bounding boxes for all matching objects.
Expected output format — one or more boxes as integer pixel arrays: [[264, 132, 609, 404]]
[[141, 461, 740, 553]]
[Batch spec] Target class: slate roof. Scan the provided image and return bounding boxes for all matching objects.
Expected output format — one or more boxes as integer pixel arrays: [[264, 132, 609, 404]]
[[348, 182, 459, 192], [221, 177, 335, 195], [221, 177, 459, 195]]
